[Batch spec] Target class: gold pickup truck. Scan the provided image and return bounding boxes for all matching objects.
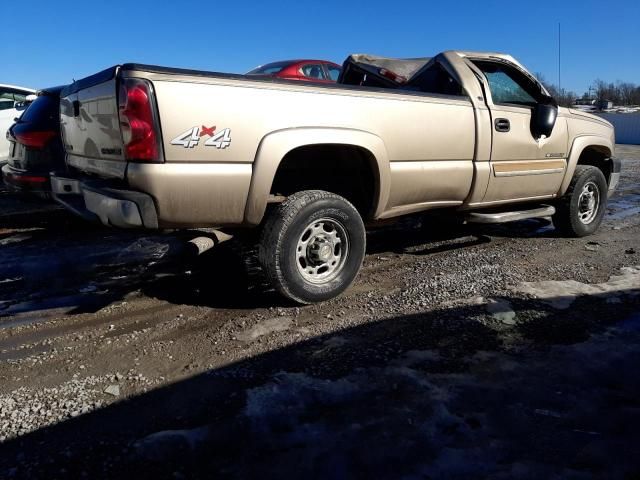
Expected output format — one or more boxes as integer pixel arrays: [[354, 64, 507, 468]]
[[52, 50, 620, 303]]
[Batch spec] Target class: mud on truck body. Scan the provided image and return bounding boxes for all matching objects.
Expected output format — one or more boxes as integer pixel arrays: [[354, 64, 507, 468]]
[[52, 50, 620, 303]]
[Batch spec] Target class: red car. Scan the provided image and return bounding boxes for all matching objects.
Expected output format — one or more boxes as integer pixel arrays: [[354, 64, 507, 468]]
[[246, 59, 342, 83]]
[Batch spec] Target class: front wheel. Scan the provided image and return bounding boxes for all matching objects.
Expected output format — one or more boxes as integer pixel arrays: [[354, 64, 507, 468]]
[[258, 190, 366, 304], [553, 165, 608, 237]]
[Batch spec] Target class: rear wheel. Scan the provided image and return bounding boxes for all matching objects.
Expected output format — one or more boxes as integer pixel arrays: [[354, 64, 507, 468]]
[[553, 165, 607, 237], [258, 190, 366, 304]]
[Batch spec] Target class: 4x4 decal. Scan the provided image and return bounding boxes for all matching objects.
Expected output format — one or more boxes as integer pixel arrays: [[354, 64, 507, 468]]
[[171, 125, 231, 149]]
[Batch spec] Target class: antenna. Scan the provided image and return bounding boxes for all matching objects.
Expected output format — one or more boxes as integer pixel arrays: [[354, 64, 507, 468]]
[[558, 23, 561, 95]]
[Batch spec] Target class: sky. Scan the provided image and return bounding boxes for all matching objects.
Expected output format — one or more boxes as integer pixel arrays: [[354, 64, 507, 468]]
[[2, 0, 638, 95]]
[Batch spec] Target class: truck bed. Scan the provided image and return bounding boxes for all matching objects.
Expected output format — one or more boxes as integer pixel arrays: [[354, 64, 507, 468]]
[[57, 60, 476, 228]]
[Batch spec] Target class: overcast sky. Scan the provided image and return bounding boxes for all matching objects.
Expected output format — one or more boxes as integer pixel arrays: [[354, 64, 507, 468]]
[[3, 0, 638, 94]]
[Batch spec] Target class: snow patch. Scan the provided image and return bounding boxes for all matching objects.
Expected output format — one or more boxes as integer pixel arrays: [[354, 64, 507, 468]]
[[514, 266, 640, 309], [608, 205, 640, 220], [0, 234, 30, 246], [133, 426, 210, 462], [486, 298, 517, 324], [236, 317, 293, 342], [616, 313, 640, 332]]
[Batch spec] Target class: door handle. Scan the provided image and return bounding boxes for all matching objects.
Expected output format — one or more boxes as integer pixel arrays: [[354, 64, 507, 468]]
[[494, 118, 510, 132]]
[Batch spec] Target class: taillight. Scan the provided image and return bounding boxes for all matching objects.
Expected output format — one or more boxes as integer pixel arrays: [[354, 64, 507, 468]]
[[118, 79, 161, 162], [6, 173, 47, 184], [15, 131, 56, 149]]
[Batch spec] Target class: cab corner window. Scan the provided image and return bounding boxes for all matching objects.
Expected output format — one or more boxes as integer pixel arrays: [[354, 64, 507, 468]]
[[404, 63, 465, 97]]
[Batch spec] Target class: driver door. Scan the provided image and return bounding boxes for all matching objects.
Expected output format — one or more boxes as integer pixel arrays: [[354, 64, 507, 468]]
[[470, 60, 568, 204]]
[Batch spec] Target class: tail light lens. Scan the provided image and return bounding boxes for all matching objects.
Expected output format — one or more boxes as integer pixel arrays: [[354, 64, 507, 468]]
[[15, 131, 56, 149], [5, 172, 47, 184], [118, 78, 162, 162]]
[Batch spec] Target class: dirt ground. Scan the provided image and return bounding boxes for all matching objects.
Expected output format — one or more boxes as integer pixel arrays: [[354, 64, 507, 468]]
[[1, 146, 639, 479]]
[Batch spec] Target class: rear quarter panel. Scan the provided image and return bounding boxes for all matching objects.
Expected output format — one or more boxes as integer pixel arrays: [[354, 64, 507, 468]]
[[149, 78, 474, 165]]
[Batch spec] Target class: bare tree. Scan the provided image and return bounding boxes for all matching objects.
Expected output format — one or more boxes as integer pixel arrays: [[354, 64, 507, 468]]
[[593, 79, 613, 102], [535, 72, 576, 107], [520, 73, 638, 107], [617, 81, 636, 105]]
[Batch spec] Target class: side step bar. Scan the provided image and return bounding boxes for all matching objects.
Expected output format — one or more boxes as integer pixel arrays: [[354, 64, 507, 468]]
[[465, 205, 555, 224]]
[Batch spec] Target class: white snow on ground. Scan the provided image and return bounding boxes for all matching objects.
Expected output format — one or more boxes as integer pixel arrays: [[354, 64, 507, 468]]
[[133, 426, 210, 462], [0, 234, 32, 246], [230, 327, 640, 479], [514, 266, 640, 309], [486, 298, 517, 324], [235, 317, 293, 342]]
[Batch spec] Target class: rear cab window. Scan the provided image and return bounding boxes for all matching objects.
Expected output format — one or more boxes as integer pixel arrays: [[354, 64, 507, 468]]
[[405, 62, 465, 97]]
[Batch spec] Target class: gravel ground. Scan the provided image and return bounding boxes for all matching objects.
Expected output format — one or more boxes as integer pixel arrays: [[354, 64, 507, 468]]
[[0, 145, 639, 479]]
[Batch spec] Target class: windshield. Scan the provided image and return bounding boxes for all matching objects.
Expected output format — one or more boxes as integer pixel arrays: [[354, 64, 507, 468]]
[[247, 61, 292, 75]]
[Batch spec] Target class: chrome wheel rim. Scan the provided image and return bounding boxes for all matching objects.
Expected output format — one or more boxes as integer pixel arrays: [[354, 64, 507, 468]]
[[295, 218, 349, 284], [577, 181, 600, 225]]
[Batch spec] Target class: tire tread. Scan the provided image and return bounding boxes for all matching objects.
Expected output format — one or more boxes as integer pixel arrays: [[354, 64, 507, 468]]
[[258, 190, 362, 304], [553, 165, 607, 237]]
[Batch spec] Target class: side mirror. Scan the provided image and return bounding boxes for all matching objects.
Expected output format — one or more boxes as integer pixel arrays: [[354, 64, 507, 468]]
[[531, 98, 558, 139]]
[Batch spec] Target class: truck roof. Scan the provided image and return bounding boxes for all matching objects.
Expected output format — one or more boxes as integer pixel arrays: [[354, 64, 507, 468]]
[[450, 51, 527, 73]]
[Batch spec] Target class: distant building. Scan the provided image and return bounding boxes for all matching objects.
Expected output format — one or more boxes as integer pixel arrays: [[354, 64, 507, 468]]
[[574, 97, 596, 106], [598, 99, 614, 110], [597, 112, 640, 144]]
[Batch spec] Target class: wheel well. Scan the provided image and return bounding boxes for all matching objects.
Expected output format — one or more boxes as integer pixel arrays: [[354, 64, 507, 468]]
[[270, 144, 379, 218], [577, 146, 612, 184]]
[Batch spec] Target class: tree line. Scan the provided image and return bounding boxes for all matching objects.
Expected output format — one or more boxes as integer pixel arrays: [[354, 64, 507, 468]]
[[535, 73, 640, 107]]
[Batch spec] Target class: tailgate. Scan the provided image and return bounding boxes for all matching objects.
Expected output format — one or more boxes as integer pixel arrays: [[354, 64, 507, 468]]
[[60, 67, 126, 179]]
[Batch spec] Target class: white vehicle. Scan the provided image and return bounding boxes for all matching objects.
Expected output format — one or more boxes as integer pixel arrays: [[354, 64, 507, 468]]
[[0, 84, 36, 163]]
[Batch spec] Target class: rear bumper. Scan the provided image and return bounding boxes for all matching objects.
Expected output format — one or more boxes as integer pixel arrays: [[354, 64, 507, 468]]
[[2, 164, 51, 193], [608, 156, 621, 198], [51, 161, 252, 228], [51, 174, 158, 228]]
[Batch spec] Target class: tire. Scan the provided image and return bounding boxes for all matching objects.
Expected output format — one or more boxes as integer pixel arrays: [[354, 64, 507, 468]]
[[553, 165, 608, 237], [258, 190, 366, 304]]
